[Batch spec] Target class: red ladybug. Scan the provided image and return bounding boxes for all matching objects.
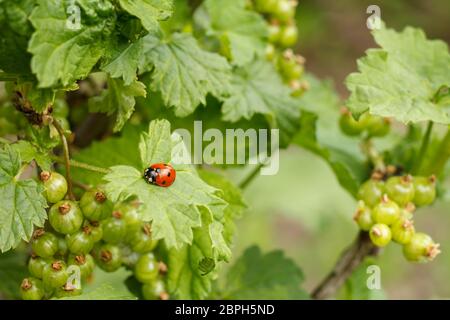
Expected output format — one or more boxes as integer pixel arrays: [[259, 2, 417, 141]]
[[143, 163, 176, 187]]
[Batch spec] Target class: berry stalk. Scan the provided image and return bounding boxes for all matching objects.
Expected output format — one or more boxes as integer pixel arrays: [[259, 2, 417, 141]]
[[412, 121, 433, 174], [51, 117, 75, 200], [421, 127, 450, 176]]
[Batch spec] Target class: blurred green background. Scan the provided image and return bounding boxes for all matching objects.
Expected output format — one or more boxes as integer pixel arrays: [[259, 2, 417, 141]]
[[229, 0, 450, 299]]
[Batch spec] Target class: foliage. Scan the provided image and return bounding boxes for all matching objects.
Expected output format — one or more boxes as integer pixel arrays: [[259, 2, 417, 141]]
[[0, 0, 449, 301]]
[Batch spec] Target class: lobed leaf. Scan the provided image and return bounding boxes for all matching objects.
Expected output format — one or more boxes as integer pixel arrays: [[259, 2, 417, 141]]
[[0, 145, 47, 252], [28, 0, 116, 88], [346, 25, 450, 124], [140, 33, 232, 117]]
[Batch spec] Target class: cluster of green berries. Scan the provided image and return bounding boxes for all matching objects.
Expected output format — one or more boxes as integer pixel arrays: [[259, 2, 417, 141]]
[[354, 174, 440, 263], [339, 107, 391, 138], [20, 171, 168, 300], [250, 0, 308, 96]]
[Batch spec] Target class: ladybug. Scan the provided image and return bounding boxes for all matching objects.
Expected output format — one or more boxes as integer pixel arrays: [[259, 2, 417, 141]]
[[143, 163, 176, 187]]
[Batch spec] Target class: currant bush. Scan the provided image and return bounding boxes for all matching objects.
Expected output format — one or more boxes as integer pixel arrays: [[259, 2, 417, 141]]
[[1, 0, 447, 302]]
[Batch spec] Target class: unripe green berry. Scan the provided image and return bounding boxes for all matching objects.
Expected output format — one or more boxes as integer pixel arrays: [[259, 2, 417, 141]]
[[403, 233, 440, 263], [339, 108, 364, 137], [80, 188, 113, 221], [369, 224, 392, 247], [84, 221, 103, 242], [68, 254, 95, 280], [95, 244, 122, 272], [274, 0, 296, 23], [49, 200, 84, 235], [40, 171, 68, 204], [28, 255, 49, 279], [391, 217, 415, 245], [279, 24, 298, 48], [21, 277, 45, 300], [385, 175, 415, 207], [31, 229, 58, 258], [362, 114, 390, 137], [265, 44, 276, 61], [254, 0, 278, 14], [42, 260, 69, 289], [372, 195, 400, 225], [353, 201, 373, 231], [56, 236, 68, 258], [358, 179, 385, 208], [102, 211, 127, 244], [413, 176, 436, 207], [66, 226, 95, 255], [129, 223, 159, 253], [134, 253, 159, 284], [268, 22, 281, 43], [142, 279, 169, 300]]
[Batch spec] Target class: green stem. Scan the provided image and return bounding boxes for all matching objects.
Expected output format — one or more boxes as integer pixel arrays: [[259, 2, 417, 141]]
[[52, 118, 75, 200], [69, 159, 111, 174], [238, 163, 265, 189], [422, 127, 450, 176], [361, 138, 385, 172], [412, 121, 433, 174], [50, 155, 110, 174]]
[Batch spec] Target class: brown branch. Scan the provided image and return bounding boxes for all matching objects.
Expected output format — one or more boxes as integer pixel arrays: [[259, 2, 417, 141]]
[[311, 231, 379, 300], [51, 118, 75, 200]]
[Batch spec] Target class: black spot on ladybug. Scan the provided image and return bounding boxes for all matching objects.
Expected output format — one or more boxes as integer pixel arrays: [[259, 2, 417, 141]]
[[167, 172, 171, 177], [162, 181, 166, 185]]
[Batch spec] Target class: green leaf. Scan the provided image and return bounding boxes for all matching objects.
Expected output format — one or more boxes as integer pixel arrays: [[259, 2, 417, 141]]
[[0, 0, 34, 74], [346, 25, 450, 124], [159, 0, 191, 33], [201, 0, 267, 66], [140, 33, 232, 116], [198, 170, 246, 246], [0, 145, 47, 252], [222, 59, 300, 146], [294, 75, 367, 197], [220, 246, 308, 299], [60, 268, 137, 300], [118, 0, 173, 32], [338, 258, 386, 300], [71, 125, 142, 186], [103, 119, 228, 249], [166, 209, 218, 299], [102, 39, 144, 86], [89, 77, 146, 132], [28, 0, 116, 87], [10, 140, 52, 171], [0, 250, 28, 299]]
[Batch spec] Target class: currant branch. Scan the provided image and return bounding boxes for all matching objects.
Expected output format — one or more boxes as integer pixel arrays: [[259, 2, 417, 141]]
[[311, 231, 379, 300]]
